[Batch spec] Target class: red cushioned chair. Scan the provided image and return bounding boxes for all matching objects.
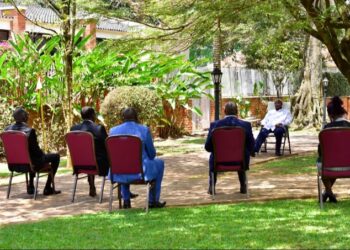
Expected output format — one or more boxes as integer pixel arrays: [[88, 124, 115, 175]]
[[211, 126, 248, 199], [0, 130, 55, 200], [65, 131, 106, 203], [106, 135, 155, 213], [318, 127, 350, 209]]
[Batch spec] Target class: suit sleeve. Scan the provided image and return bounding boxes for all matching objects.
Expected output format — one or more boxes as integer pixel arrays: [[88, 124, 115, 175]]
[[99, 125, 108, 140], [205, 122, 215, 152], [28, 129, 44, 157], [145, 128, 156, 159]]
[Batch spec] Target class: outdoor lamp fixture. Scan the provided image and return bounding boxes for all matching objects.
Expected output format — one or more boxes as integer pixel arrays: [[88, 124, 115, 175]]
[[211, 66, 223, 121], [322, 76, 329, 129]]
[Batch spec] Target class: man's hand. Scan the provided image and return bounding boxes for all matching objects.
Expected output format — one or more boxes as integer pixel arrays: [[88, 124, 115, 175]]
[[275, 123, 283, 128]]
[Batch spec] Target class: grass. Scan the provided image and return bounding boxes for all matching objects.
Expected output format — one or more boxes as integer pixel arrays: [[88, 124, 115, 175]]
[[1, 199, 350, 249], [252, 153, 317, 175], [182, 137, 206, 144]]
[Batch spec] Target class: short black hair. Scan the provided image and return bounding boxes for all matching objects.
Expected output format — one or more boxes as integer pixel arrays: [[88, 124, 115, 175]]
[[122, 107, 138, 122], [81, 106, 96, 120], [327, 96, 347, 118], [13, 107, 28, 123]]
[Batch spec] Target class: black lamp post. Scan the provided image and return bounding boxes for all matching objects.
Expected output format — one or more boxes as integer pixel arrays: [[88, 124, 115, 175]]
[[322, 76, 329, 129], [211, 66, 223, 121]]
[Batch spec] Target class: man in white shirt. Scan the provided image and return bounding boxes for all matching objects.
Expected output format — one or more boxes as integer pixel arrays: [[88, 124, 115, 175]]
[[254, 100, 292, 156]]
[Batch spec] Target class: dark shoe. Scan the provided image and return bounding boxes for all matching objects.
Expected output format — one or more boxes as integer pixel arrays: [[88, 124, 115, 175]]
[[89, 185, 96, 197], [275, 152, 282, 156], [123, 199, 131, 209], [322, 191, 329, 202], [43, 188, 61, 196], [240, 185, 247, 194], [27, 185, 35, 195], [207, 186, 216, 195], [130, 192, 139, 199], [328, 192, 338, 203], [149, 201, 166, 208]]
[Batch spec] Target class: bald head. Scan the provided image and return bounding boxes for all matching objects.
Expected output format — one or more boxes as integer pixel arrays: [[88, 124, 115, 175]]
[[122, 107, 138, 122], [13, 107, 28, 123], [224, 102, 238, 116], [274, 99, 283, 111]]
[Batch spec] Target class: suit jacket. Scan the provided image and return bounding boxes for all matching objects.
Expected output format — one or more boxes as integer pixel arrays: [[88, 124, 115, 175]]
[[5, 122, 45, 167], [70, 120, 109, 176], [205, 116, 255, 170], [109, 121, 161, 182]]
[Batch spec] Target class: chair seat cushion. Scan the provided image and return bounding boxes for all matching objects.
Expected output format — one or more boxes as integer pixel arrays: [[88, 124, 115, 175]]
[[216, 164, 242, 172]]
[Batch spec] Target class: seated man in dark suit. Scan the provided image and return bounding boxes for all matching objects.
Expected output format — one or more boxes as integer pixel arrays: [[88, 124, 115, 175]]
[[5, 107, 61, 195], [70, 107, 110, 197], [205, 102, 255, 195]]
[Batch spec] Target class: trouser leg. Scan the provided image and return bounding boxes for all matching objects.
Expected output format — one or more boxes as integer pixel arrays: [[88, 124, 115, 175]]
[[254, 128, 271, 152], [121, 184, 130, 201], [43, 153, 60, 189], [150, 159, 164, 203], [274, 127, 285, 154], [238, 170, 246, 187], [322, 177, 336, 193]]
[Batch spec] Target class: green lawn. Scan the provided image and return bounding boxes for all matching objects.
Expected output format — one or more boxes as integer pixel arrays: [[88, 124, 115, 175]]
[[252, 153, 317, 175], [1, 199, 350, 249]]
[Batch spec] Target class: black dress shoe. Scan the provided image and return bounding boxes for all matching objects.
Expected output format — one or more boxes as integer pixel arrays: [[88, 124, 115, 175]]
[[322, 191, 329, 202], [328, 192, 338, 203], [43, 188, 61, 195], [89, 186, 97, 197], [123, 199, 131, 209], [149, 201, 166, 208], [240, 185, 247, 194], [275, 152, 282, 156], [27, 186, 35, 195], [130, 192, 139, 199]]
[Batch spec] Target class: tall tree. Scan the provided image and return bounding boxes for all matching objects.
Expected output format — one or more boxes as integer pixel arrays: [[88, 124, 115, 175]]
[[284, 0, 350, 84]]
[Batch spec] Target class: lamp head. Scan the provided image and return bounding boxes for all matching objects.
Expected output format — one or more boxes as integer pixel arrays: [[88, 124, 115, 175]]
[[211, 66, 222, 85]]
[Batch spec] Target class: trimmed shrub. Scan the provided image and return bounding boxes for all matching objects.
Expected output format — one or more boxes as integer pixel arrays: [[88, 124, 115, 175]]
[[101, 86, 162, 128], [0, 100, 16, 157], [325, 72, 350, 96]]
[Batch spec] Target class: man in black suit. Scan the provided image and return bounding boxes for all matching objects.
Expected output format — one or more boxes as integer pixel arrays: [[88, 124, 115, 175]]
[[70, 107, 109, 197], [5, 107, 61, 195], [205, 102, 255, 195]]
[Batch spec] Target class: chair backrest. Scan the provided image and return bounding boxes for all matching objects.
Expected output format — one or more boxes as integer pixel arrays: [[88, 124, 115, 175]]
[[267, 101, 291, 112], [212, 126, 246, 171], [319, 127, 350, 178], [0, 131, 32, 171], [106, 135, 143, 176], [65, 131, 98, 171]]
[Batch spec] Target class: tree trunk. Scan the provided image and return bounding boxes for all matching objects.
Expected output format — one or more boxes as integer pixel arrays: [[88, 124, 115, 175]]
[[213, 17, 222, 119], [293, 35, 323, 129]]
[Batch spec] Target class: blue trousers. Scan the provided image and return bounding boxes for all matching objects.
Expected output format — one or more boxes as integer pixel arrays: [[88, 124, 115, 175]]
[[254, 127, 285, 153], [121, 158, 164, 203]]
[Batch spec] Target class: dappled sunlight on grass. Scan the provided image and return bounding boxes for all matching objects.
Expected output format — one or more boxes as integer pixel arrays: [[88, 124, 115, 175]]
[[2, 199, 350, 248]]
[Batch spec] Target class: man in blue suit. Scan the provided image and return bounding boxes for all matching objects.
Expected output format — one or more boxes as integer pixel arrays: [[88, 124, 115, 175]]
[[109, 107, 166, 209], [205, 102, 255, 195]]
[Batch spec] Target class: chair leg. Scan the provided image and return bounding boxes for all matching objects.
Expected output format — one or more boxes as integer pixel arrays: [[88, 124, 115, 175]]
[[34, 172, 39, 200], [211, 172, 215, 200], [71, 174, 78, 203], [246, 173, 249, 199], [6, 172, 14, 199], [109, 182, 114, 213], [318, 172, 323, 209], [99, 176, 106, 204], [146, 182, 150, 213], [118, 184, 122, 209], [288, 133, 292, 154]]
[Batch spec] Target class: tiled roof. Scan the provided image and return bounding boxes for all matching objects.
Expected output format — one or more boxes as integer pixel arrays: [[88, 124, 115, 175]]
[[0, 2, 129, 32]]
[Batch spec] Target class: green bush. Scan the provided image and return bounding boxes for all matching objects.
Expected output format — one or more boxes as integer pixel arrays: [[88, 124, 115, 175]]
[[101, 86, 162, 128], [0, 99, 16, 157], [325, 72, 350, 96]]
